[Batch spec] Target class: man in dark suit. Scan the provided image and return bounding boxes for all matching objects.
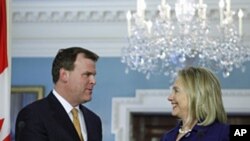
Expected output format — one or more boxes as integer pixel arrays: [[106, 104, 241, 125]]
[[15, 47, 102, 141]]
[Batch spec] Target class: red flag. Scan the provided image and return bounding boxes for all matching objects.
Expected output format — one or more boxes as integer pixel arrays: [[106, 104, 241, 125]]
[[0, 0, 11, 140]]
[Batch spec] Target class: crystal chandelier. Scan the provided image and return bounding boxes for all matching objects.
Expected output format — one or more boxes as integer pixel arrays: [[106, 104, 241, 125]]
[[121, 0, 250, 80]]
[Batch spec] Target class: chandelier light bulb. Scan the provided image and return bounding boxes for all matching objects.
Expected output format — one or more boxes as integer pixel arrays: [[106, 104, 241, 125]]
[[238, 9, 244, 37]]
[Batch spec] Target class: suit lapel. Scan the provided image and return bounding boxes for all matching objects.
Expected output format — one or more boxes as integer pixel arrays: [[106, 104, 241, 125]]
[[46, 93, 81, 141], [79, 105, 91, 140]]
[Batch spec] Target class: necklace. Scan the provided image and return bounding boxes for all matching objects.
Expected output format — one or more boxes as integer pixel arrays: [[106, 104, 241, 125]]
[[179, 128, 191, 134]]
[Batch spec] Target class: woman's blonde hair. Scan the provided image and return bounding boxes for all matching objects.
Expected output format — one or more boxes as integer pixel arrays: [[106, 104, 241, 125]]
[[177, 67, 227, 126]]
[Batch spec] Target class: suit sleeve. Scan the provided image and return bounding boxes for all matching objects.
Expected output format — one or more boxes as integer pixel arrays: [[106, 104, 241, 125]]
[[15, 106, 48, 141]]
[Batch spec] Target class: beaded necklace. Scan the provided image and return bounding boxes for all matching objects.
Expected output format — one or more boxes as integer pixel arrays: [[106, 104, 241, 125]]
[[178, 128, 192, 134]]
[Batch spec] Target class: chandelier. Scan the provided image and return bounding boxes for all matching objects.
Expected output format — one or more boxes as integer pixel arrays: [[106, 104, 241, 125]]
[[121, 0, 250, 80]]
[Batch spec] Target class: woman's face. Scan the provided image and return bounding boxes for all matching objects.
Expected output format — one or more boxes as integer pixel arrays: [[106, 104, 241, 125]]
[[168, 76, 189, 120]]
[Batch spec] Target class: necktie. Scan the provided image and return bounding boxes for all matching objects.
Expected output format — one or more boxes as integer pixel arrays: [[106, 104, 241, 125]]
[[71, 108, 84, 141]]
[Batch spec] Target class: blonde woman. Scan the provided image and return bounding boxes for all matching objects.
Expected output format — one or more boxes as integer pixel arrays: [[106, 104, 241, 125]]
[[160, 67, 229, 141]]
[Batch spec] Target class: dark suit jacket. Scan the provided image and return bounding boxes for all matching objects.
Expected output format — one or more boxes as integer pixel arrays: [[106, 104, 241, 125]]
[[15, 92, 102, 141], [160, 121, 229, 141]]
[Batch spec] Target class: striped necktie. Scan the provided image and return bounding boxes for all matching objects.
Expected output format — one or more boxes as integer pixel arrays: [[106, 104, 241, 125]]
[[71, 108, 84, 141]]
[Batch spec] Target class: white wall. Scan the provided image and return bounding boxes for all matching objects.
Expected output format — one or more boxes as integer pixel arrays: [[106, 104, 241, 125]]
[[12, 0, 250, 57]]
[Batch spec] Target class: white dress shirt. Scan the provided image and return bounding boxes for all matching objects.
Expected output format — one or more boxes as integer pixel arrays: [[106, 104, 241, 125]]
[[53, 89, 87, 141]]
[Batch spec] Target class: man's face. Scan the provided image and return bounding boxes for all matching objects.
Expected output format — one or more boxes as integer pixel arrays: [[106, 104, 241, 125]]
[[67, 53, 97, 106]]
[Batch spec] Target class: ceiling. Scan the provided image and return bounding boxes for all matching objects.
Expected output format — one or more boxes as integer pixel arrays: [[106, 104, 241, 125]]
[[10, 0, 250, 57]]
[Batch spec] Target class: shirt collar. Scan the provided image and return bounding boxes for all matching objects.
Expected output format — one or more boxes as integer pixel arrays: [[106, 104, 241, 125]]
[[53, 89, 77, 114]]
